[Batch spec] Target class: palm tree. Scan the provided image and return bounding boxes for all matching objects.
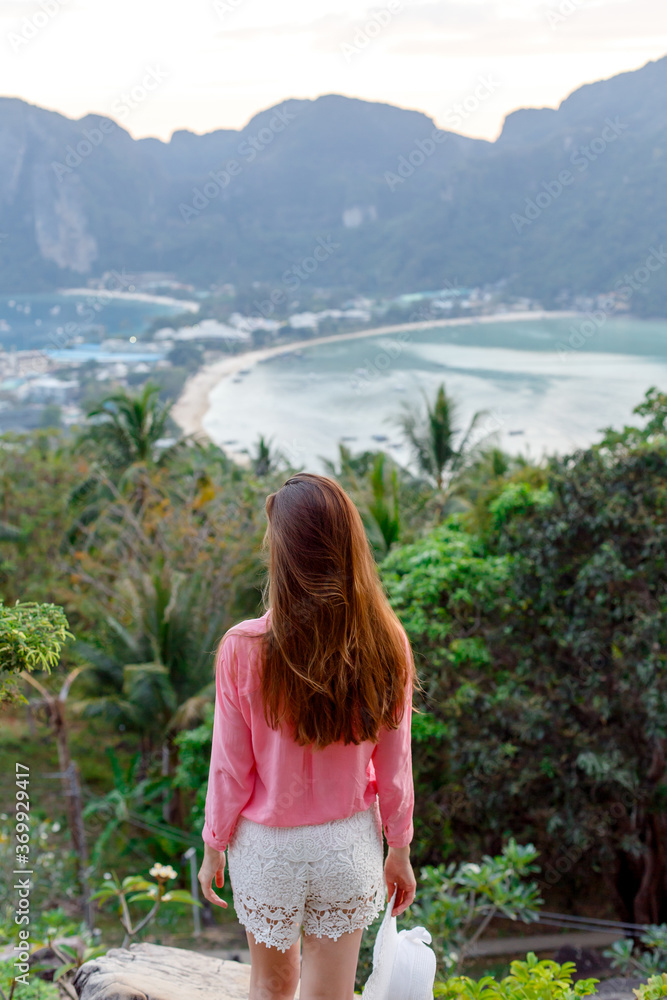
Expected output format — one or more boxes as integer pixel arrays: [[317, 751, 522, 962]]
[[365, 453, 401, 557], [251, 435, 277, 477], [82, 749, 200, 871], [78, 383, 181, 469], [323, 446, 402, 558], [396, 383, 488, 491], [322, 444, 379, 489], [73, 560, 226, 790], [69, 385, 187, 540]]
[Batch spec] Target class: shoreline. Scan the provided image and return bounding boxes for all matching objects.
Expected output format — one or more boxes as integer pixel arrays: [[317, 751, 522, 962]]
[[171, 309, 580, 441], [57, 288, 201, 313]]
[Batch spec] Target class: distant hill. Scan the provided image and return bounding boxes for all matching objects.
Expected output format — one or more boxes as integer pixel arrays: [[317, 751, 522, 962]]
[[1, 56, 666, 314]]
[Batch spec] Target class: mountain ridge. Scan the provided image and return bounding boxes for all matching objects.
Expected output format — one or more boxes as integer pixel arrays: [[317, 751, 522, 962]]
[[0, 55, 666, 314]]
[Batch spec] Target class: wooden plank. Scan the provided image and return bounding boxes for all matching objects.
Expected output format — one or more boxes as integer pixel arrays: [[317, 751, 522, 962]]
[[73, 942, 253, 1000]]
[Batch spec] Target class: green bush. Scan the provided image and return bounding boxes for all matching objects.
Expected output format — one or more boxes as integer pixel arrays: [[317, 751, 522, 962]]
[[634, 973, 667, 1000], [0, 966, 59, 999], [410, 840, 542, 973], [435, 952, 598, 1000], [172, 704, 214, 834], [382, 392, 667, 920], [487, 482, 554, 530], [605, 924, 667, 978]]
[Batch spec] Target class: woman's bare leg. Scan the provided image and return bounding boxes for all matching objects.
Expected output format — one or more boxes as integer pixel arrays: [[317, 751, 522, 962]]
[[246, 931, 301, 1000], [299, 928, 363, 1000]]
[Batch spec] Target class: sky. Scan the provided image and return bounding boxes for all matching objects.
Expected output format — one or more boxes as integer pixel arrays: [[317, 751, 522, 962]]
[[1, 0, 667, 142]]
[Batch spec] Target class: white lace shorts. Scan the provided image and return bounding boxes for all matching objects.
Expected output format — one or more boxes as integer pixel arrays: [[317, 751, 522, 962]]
[[226, 799, 385, 951]]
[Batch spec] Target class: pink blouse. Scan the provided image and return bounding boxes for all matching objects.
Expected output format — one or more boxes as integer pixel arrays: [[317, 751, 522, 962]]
[[202, 611, 414, 852]]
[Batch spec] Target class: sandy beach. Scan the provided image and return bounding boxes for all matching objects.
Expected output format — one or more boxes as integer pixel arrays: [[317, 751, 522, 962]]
[[58, 288, 201, 313], [171, 310, 580, 440]]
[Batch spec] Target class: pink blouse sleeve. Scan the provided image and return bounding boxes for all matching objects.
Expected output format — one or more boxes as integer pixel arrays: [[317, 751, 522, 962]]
[[202, 635, 256, 851], [371, 632, 415, 848]]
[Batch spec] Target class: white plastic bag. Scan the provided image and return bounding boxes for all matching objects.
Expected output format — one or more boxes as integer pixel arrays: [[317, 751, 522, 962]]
[[361, 888, 437, 1000]]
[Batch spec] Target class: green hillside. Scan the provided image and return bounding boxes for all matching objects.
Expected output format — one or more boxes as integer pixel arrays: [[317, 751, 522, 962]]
[[0, 56, 666, 313]]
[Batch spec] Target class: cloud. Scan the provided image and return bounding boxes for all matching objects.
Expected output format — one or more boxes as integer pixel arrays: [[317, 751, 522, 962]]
[[0, 0, 666, 142], [214, 12, 346, 45], [213, 0, 667, 64], [384, 0, 665, 57]]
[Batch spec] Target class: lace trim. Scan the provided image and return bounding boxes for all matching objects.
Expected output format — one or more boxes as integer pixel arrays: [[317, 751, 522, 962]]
[[227, 802, 385, 951]]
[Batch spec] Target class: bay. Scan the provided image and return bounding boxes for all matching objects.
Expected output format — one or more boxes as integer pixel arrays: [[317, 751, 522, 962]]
[[0, 291, 188, 355], [202, 316, 667, 468]]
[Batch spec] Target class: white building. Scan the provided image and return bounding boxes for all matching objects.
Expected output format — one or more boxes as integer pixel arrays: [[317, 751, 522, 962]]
[[157, 318, 252, 343], [17, 376, 79, 404]]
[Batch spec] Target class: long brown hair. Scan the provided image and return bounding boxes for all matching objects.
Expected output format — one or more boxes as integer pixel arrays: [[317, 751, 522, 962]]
[[260, 472, 414, 749]]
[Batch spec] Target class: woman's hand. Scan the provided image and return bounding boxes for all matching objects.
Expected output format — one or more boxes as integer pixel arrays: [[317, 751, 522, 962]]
[[198, 844, 228, 908], [384, 846, 417, 916]]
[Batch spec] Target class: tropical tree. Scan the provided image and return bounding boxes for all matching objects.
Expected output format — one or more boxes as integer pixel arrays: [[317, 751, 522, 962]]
[[172, 705, 214, 836], [382, 389, 667, 923], [22, 665, 92, 925], [0, 429, 81, 604], [323, 445, 432, 556], [82, 750, 199, 871], [73, 558, 227, 782], [452, 446, 545, 538], [77, 383, 183, 470], [0, 601, 93, 923], [323, 445, 380, 484], [396, 383, 488, 491], [382, 520, 514, 862], [0, 600, 73, 703], [251, 435, 281, 477], [358, 452, 400, 557], [67, 455, 273, 796]]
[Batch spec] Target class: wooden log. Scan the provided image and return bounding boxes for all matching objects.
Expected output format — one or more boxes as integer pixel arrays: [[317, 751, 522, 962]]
[[73, 942, 252, 1000]]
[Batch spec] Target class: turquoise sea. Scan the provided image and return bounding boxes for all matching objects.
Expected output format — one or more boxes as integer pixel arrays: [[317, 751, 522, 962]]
[[202, 316, 667, 467], [0, 292, 187, 356]]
